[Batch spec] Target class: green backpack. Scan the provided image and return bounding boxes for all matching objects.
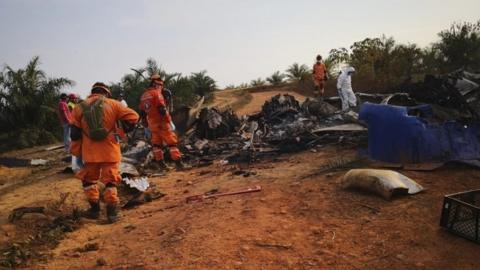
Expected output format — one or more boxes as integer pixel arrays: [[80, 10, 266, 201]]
[[80, 97, 110, 141]]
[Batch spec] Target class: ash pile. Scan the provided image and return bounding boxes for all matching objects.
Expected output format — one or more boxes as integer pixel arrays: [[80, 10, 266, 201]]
[[180, 94, 367, 166]]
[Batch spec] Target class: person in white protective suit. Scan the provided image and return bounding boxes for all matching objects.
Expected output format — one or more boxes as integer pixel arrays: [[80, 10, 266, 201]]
[[336, 67, 357, 111]]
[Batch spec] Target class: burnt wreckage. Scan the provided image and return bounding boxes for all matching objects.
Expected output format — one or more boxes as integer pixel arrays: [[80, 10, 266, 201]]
[[121, 70, 480, 170]]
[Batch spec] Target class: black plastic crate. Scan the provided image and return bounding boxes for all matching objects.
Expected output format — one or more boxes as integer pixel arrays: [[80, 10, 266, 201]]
[[440, 189, 480, 244]]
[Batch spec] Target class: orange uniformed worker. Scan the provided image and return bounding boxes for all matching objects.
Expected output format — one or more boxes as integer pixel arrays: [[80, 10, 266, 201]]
[[70, 82, 139, 223], [312, 55, 329, 98], [140, 75, 184, 171]]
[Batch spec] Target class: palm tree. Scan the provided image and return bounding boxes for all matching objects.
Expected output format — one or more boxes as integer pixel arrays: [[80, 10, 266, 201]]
[[0, 56, 73, 149], [285, 63, 311, 82], [266, 71, 286, 86], [190, 70, 216, 96], [250, 78, 266, 87]]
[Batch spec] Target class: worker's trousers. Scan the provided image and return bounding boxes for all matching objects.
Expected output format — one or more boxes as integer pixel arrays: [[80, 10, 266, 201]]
[[151, 127, 181, 161], [63, 124, 71, 153], [76, 162, 122, 205], [338, 88, 357, 111]]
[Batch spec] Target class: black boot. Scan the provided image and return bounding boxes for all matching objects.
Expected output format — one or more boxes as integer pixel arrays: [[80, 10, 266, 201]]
[[175, 160, 189, 170], [156, 160, 172, 172], [106, 204, 119, 224], [82, 201, 100, 219]]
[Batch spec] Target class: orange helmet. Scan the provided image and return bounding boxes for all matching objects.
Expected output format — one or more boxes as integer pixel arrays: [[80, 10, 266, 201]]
[[91, 82, 112, 97]]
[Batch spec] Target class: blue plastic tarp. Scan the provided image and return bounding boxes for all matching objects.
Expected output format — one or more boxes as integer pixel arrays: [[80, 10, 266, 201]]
[[359, 102, 480, 163]]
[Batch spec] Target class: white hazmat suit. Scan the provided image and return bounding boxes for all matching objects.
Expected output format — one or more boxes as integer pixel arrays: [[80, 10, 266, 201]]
[[337, 67, 357, 111]]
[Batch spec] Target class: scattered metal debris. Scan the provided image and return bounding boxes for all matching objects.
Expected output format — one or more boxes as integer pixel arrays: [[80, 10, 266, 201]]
[[186, 185, 262, 203], [179, 94, 367, 166], [123, 177, 149, 192]]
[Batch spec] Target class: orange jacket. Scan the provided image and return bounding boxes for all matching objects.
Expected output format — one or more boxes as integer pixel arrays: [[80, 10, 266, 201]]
[[71, 94, 139, 163], [313, 62, 327, 81], [139, 86, 172, 130]]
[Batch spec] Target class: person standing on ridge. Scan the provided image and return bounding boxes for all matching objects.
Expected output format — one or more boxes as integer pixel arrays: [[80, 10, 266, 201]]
[[336, 67, 357, 111], [312, 55, 329, 99]]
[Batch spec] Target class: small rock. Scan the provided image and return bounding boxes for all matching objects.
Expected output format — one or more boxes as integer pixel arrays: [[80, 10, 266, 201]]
[[124, 224, 136, 232], [187, 181, 193, 185], [415, 262, 425, 267], [96, 258, 107, 266], [71, 252, 81, 258], [240, 245, 250, 251], [280, 210, 287, 214], [175, 227, 186, 234], [76, 242, 99, 253], [259, 198, 266, 202], [396, 254, 405, 260], [326, 173, 333, 178]]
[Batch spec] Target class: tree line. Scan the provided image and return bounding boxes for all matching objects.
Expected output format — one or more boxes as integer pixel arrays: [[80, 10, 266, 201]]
[[233, 20, 480, 91], [0, 20, 479, 151]]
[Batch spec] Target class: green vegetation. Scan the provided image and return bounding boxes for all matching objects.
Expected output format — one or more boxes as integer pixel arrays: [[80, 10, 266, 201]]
[[242, 20, 480, 92], [285, 63, 311, 82], [325, 20, 480, 90], [266, 71, 286, 86], [110, 58, 217, 110], [0, 56, 73, 151], [250, 78, 266, 87]]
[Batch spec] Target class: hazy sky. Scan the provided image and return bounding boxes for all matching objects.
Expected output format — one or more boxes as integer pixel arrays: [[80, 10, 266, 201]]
[[1, 0, 479, 97]]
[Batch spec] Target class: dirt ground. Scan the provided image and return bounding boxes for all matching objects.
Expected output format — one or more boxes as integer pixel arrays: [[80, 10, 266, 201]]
[[1, 87, 479, 269]]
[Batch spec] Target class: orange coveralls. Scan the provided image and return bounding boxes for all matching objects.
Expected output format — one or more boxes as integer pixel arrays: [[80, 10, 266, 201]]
[[139, 86, 181, 161], [313, 62, 328, 95], [71, 94, 139, 205]]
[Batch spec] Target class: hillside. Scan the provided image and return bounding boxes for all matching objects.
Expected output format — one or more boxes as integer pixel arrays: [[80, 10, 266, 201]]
[[0, 86, 479, 270]]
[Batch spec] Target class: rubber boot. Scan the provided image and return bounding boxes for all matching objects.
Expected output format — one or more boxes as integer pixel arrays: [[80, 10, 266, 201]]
[[82, 201, 100, 219], [106, 204, 119, 224], [156, 160, 172, 172], [175, 160, 189, 170]]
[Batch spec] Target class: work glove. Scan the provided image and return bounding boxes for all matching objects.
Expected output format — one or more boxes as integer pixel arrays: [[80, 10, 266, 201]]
[[121, 120, 137, 133]]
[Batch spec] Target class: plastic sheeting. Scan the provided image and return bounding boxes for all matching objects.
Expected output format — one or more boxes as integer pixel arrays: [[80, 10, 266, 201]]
[[359, 102, 480, 163]]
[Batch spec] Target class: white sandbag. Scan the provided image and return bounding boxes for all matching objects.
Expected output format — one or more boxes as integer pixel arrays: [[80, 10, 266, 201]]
[[341, 169, 424, 199]]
